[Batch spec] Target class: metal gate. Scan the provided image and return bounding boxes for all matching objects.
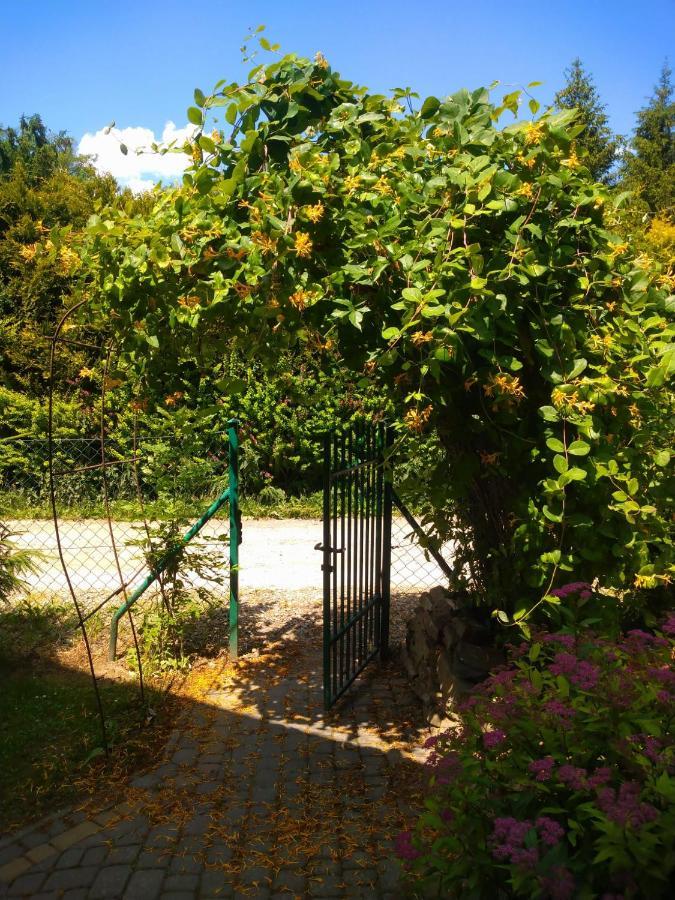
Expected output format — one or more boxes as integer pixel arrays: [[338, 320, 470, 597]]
[[320, 422, 393, 708]]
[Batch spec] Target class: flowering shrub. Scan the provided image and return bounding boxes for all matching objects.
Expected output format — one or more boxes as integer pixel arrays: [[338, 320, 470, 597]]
[[401, 611, 675, 898]]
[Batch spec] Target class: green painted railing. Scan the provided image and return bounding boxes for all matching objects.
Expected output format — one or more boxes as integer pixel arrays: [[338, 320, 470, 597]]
[[108, 421, 240, 661]]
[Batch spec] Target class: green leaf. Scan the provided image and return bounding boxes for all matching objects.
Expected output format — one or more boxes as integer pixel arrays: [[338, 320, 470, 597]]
[[553, 454, 568, 474], [187, 106, 203, 126], [654, 449, 671, 466], [567, 467, 587, 481], [568, 440, 590, 456], [120, 143, 128, 156], [539, 406, 559, 422], [146, 334, 160, 349], [567, 358, 587, 379], [420, 96, 441, 119], [194, 88, 206, 107], [528, 98, 540, 115], [546, 438, 565, 452]]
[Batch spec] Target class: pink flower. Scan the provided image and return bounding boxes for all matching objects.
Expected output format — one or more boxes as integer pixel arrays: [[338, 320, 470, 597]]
[[597, 782, 659, 828], [542, 866, 576, 900], [483, 728, 507, 749], [542, 632, 576, 650], [536, 816, 565, 846], [543, 699, 575, 721], [661, 613, 675, 636], [394, 830, 420, 861], [557, 764, 587, 791], [529, 756, 555, 782]]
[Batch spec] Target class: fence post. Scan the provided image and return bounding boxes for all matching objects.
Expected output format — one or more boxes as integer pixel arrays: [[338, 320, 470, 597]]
[[228, 421, 240, 659], [380, 425, 393, 661]]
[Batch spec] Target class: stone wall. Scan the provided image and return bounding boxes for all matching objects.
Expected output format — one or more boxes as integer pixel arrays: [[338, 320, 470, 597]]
[[399, 585, 505, 725]]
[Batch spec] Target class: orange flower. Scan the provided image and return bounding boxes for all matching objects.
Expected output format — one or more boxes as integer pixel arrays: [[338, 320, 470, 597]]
[[251, 232, 277, 254], [411, 331, 434, 346], [294, 232, 313, 258], [304, 202, 325, 223], [404, 405, 433, 433]]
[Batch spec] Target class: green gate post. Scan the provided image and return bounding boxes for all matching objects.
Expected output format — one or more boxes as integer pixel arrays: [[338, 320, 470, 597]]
[[380, 426, 394, 661], [228, 420, 240, 659]]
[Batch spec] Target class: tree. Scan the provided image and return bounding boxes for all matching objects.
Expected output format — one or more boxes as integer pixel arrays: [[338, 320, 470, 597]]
[[622, 62, 674, 215], [81, 47, 674, 616], [0, 115, 118, 392], [554, 58, 619, 183]]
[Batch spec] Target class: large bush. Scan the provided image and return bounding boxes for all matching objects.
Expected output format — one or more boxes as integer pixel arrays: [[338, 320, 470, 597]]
[[402, 596, 675, 898], [81, 45, 674, 612]]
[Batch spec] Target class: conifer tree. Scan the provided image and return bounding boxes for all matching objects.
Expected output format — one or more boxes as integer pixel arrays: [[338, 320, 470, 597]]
[[555, 58, 619, 183], [623, 62, 674, 215]]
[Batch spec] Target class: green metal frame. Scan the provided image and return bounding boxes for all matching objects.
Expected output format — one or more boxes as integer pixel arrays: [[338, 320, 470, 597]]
[[321, 421, 393, 708], [108, 421, 240, 661]]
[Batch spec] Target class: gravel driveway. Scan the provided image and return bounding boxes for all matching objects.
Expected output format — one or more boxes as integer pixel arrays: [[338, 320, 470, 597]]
[[6, 516, 452, 602]]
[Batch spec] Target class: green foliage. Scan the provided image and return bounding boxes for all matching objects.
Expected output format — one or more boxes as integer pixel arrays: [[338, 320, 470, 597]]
[[80, 45, 674, 613], [0, 114, 118, 392], [621, 62, 675, 216], [404, 603, 675, 898], [128, 519, 229, 674], [554, 58, 620, 183], [0, 522, 39, 602]]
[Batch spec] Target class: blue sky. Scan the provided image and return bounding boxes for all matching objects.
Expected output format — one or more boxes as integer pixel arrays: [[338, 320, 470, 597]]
[[1, 0, 672, 188]]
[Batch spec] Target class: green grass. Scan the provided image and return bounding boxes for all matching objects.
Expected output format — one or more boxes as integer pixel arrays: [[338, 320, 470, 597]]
[[0, 490, 323, 521], [0, 599, 173, 832]]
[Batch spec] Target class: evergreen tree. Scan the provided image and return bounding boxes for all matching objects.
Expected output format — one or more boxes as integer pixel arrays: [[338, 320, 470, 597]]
[[555, 58, 619, 183], [623, 62, 674, 215]]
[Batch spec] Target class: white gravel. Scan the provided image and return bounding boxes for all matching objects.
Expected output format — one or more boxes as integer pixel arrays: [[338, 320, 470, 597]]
[[6, 516, 453, 600]]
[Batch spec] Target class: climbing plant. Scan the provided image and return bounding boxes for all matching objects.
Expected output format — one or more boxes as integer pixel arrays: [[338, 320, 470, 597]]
[[81, 41, 674, 616]]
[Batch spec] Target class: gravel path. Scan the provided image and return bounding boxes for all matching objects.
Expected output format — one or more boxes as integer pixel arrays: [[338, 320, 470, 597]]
[[7, 517, 453, 600]]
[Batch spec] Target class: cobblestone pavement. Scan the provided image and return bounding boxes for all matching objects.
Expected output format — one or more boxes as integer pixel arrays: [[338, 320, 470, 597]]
[[0, 595, 431, 899]]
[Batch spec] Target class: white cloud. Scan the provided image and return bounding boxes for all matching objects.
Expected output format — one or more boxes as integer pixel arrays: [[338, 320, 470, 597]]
[[78, 121, 197, 192]]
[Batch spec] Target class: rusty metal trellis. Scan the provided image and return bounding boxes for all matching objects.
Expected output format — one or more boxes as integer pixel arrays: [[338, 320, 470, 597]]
[[320, 421, 393, 709]]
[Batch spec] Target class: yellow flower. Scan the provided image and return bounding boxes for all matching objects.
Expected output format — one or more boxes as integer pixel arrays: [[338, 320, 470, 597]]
[[192, 144, 203, 164], [314, 51, 329, 70], [294, 232, 313, 258], [289, 156, 303, 174], [562, 148, 581, 169], [19, 243, 37, 262], [634, 573, 657, 589], [404, 405, 433, 433], [373, 176, 392, 195], [58, 246, 80, 275], [211, 129, 222, 145], [646, 217, 675, 250], [411, 331, 434, 347], [343, 174, 361, 193], [484, 373, 526, 403], [78, 367, 95, 379], [178, 295, 200, 309], [525, 122, 544, 145], [251, 232, 277, 254], [518, 182, 534, 199], [304, 202, 325, 223], [289, 289, 311, 310], [552, 388, 570, 407], [634, 252, 653, 271]]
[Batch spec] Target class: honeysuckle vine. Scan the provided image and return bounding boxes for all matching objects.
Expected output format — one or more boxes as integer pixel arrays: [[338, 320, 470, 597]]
[[79, 40, 674, 616]]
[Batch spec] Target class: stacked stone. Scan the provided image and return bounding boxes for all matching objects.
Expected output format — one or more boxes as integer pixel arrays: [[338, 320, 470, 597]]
[[400, 586, 504, 726]]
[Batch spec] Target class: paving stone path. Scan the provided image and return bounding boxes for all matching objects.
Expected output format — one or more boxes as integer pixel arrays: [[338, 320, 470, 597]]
[[0, 594, 431, 899]]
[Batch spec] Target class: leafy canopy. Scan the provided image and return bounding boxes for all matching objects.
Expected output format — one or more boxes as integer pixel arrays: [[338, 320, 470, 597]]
[[82, 44, 674, 612]]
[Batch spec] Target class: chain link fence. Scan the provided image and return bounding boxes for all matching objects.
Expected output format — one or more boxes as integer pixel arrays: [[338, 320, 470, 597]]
[[389, 492, 454, 599], [0, 432, 232, 607]]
